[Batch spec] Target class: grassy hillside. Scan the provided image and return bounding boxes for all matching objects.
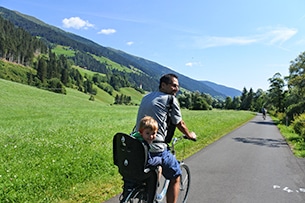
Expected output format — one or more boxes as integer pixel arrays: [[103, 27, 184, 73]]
[[0, 79, 139, 202], [0, 58, 143, 106], [0, 79, 255, 202], [73, 65, 144, 105], [52, 45, 75, 57], [0, 59, 36, 84]]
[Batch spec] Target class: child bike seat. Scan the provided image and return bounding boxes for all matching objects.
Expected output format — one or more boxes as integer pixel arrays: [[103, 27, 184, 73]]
[[113, 132, 152, 182]]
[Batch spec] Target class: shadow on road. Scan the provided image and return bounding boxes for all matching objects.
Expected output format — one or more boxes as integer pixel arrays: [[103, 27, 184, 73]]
[[233, 137, 288, 148], [250, 120, 276, 126]]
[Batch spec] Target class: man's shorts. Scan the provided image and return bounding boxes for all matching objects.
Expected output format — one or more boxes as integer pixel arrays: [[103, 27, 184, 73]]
[[151, 149, 181, 179]]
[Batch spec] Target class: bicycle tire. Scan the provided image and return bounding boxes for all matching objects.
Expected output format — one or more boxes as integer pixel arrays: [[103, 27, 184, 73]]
[[121, 188, 149, 203], [177, 163, 191, 203]]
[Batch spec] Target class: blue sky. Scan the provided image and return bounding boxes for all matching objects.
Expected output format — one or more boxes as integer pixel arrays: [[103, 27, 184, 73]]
[[1, 0, 305, 91]]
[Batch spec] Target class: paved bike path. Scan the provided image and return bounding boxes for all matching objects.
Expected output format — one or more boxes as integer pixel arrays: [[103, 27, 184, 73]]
[[105, 114, 305, 202], [187, 114, 305, 203]]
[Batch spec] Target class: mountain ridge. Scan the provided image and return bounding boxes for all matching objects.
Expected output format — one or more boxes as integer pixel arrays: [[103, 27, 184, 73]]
[[201, 81, 241, 98], [0, 6, 241, 98]]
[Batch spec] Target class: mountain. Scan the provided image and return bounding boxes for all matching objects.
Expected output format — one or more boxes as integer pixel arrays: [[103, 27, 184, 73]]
[[110, 49, 227, 98], [0, 6, 239, 99], [201, 81, 241, 98]]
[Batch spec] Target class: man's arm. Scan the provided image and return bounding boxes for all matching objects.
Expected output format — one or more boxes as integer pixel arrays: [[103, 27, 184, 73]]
[[176, 120, 197, 140]]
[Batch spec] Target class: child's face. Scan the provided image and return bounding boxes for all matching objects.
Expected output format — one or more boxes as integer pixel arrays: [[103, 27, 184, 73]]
[[140, 128, 157, 144]]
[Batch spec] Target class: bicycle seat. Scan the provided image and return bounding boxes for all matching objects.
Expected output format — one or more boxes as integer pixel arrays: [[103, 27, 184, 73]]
[[113, 132, 152, 182]]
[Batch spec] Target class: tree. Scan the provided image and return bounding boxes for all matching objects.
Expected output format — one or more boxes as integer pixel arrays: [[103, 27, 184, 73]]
[[190, 92, 210, 110], [240, 87, 248, 110], [268, 73, 285, 112], [232, 96, 241, 110], [224, 96, 233, 109], [287, 52, 305, 101], [282, 53, 305, 121], [247, 88, 254, 111], [252, 88, 268, 112], [177, 92, 192, 109], [48, 78, 66, 94], [37, 56, 48, 83]]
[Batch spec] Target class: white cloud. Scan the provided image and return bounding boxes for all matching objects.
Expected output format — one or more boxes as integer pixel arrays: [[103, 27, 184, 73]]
[[62, 17, 94, 29], [98, 28, 116, 35], [185, 62, 194, 67], [193, 36, 257, 48], [191, 26, 297, 49], [126, 41, 134, 46], [185, 61, 201, 67], [260, 27, 298, 45]]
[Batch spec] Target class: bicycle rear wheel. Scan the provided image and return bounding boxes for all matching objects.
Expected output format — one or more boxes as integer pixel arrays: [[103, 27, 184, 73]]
[[177, 163, 190, 203], [121, 189, 148, 203]]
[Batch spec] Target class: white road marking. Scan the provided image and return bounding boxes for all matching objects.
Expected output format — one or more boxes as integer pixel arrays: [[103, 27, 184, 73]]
[[273, 185, 305, 194], [283, 187, 293, 193], [273, 185, 280, 189]]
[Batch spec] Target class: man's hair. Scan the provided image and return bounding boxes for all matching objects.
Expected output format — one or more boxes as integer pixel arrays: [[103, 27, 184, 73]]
[[159, 73, 178, 89], [139, 116, 158, 131]]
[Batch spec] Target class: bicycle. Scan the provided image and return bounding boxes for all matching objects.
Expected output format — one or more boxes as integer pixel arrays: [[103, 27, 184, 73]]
[[155, 136, 192, 203], [113, 133, 194, 203]]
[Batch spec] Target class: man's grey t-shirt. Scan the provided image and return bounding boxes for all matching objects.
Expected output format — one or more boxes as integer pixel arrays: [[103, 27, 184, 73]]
[[136, 91, 182, 153]]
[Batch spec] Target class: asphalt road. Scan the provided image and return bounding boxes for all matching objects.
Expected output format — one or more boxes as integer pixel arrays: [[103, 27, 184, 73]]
[[105, 114, 305, 203]]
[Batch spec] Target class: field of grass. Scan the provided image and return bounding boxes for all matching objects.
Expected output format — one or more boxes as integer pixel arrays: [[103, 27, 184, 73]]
[[52, 45, 75, 57], [91, 55, 139, 74], [0, 79, 255, 202]]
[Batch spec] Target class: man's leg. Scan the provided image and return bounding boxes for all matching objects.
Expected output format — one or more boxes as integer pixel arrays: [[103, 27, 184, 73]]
[[166, 175, 180, 203]]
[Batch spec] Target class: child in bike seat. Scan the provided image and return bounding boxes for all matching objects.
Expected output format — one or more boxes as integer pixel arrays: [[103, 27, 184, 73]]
[[132, 116, 162, 167], [130, 116, 162, 202]]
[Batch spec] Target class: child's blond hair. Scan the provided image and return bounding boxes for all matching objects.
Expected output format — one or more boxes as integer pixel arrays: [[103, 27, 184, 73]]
[[139, 116, 158, 132]]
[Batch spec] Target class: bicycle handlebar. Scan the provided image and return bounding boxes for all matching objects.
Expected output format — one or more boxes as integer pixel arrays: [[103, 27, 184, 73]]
[[172, 135, 196, 146], [182, 135, 197, 142]]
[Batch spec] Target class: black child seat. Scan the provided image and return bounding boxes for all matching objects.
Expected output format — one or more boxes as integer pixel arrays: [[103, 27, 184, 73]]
[[113, 132, 152, 182], [113, 132, 158, 202]]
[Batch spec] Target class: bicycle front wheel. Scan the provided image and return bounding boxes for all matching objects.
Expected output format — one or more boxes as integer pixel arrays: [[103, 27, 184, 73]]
[[178, 163, 191, 203]]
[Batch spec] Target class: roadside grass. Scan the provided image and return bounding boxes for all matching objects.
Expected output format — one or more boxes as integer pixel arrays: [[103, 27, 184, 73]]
[[0, 79, 255, 202], [276, 124, 305, 158]]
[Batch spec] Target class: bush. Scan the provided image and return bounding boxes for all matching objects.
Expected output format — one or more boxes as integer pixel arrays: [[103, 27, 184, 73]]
[[292, 113, 305, 138], [47, 78, 66, 94], [286, 101, 305, 123], [275, 112, 287, 125]]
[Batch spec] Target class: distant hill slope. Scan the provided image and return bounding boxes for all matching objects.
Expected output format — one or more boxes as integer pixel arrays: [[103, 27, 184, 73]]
[[201, 81, 241, 98], [110, 49, 226, 98], [0, 6, 240, 99]]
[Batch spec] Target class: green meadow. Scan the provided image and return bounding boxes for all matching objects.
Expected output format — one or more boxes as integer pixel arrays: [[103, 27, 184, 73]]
[[0, 79, 255, 202]]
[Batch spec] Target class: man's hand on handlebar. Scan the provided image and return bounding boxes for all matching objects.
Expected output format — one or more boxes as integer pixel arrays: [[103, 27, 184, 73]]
[[184, 132, 197, 141]]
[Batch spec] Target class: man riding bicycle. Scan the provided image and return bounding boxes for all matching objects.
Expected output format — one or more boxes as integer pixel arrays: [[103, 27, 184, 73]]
[[135, 73, 197, 203]]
